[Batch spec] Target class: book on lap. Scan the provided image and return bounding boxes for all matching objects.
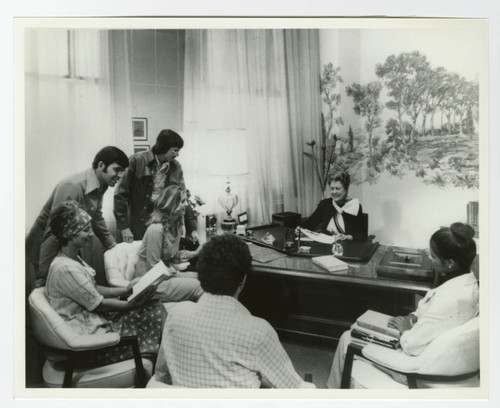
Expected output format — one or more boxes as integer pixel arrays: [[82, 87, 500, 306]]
[[127, 261, 172, 302], [356, 309, 401, 339], [312, 255, 349, 273], [351, 323, 400, 349]]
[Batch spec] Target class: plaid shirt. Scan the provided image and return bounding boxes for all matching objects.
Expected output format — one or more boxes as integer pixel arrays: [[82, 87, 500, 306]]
[[154, 293, 306, 388]]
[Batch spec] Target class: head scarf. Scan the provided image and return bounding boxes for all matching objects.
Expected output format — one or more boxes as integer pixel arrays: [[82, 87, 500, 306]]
[[61, 207, 92, 238]]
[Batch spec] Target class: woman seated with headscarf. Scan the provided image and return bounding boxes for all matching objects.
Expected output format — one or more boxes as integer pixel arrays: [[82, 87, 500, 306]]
[[134, 184, 204, 302], [327, 222, 479, 388], [45, 200, 166, 367], [299, 170, 366, 241]]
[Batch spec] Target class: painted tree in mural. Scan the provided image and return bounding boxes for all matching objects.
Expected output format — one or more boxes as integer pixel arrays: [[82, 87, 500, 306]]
[[318, 63, 344, 184], [345, 81, 383, 169], [422, 67, 448, 136], [375, 51, 430, 146]]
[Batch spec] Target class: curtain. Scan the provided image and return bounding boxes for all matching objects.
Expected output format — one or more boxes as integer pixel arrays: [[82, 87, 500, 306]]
[[24, 29, 134, 233], [182, 29, 321, 225], [284, 29, 323, 216]]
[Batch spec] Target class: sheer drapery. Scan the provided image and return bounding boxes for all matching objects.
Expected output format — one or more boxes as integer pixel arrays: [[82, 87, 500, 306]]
[[182, 29, 321, 225], [24, 29, 133, 232], [284, 29, 323, 215]]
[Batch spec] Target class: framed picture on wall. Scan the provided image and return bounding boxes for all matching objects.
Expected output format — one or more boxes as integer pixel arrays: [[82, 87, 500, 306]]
[[134, 144, 149, 154], [132, 117, 148, 141]]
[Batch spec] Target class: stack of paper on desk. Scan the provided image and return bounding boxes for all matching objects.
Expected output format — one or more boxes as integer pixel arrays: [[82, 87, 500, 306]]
[[312, 255, 349, 273], [128, 261, 172, 302], [300, 228, 336, 244]]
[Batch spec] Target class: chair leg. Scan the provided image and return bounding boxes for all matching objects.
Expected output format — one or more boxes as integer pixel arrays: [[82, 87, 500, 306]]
[[407, 374, 418, 389], [340, 344, 360, 389], [120, 336, 147, 388], [63, 351, 76, 388]]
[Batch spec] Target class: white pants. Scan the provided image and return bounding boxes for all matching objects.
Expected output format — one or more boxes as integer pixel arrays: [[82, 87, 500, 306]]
[[327, 330, 407, 388]]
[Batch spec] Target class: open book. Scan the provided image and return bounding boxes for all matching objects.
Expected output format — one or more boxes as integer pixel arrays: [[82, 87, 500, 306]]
[[356, 309, 401, 339], [312, 255, 349, 274], [127, 261, 172, 302]]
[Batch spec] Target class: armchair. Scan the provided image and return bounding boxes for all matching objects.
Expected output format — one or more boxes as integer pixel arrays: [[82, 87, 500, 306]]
[[28, 287, 153, 388], [341, 316, 480, 389], [104, 241, 142, 288]]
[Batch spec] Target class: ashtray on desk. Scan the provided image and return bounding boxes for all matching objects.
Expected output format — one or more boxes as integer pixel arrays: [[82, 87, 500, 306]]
[[376, 248, 434, 282], [261, 232, 276, 245]]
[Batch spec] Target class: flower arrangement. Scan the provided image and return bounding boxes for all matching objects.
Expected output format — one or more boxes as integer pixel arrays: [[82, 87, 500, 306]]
[[186, 189, 205, 217]]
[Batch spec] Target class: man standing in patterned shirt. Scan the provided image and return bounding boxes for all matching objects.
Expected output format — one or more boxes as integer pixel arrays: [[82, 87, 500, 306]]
[[153, 234, 315, 388]]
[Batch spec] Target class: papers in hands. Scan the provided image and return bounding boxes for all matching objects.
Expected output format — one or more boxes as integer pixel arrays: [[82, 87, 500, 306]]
[[127, 261, 172, 302], [299, 228, 336, 244]]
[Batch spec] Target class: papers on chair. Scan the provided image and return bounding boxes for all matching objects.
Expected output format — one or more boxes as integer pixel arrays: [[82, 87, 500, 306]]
[[312, 255, 349, 274], [128, 261, 172, 302], [299, 228, 336, 245]]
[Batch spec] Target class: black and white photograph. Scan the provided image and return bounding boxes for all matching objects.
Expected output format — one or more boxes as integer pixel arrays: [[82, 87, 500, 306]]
[[132, 117, 148, 141], [12, 10, 497, 407]]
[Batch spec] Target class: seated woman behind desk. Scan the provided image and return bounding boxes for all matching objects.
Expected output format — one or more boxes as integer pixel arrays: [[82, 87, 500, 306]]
[[135, 184, 203, 302], [300, 170, 366, 241], [327, 222, 479, 388], [45, 201, 166, 367]]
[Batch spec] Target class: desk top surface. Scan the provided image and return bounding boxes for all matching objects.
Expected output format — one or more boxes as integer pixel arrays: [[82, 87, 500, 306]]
[[203, 224, 478, 295], [248, 242, 434, 294]]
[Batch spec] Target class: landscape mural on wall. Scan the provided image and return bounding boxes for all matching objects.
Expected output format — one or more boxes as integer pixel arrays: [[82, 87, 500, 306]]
[[317, 50, 479, 191]]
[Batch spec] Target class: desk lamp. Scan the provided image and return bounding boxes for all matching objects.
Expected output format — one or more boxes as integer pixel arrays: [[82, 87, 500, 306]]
[[208, 129, 249, 230]]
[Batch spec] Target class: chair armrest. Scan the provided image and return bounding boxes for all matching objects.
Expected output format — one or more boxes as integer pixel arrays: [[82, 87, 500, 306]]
[[362, 344, 422, 373], [53, 326, 121, 350]]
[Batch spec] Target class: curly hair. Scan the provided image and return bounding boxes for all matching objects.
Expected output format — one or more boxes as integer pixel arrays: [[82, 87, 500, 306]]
[[197, 234, 252, 296], [49, 200, 81, 248], [430, 222, 476, 271], [328, 169, 351, 192]]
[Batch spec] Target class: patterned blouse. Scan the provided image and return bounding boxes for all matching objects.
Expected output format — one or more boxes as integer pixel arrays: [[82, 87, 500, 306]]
[[45, 255, 112, 335]]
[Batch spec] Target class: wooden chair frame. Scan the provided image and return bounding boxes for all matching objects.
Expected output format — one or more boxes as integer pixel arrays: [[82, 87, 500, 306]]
[[44, 335, 148, 388], [341, 343, 480, 389]]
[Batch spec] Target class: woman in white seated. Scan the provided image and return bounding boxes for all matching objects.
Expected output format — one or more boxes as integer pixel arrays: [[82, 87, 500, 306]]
[[45, 201, 166, 367], [327, 222, 479, 388], [134, 184, 203, 302]]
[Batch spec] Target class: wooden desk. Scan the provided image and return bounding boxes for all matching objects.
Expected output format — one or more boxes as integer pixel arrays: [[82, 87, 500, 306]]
[[239, 244, 433, 347]]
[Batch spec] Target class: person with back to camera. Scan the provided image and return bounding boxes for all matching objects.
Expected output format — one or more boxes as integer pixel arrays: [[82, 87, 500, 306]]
[[152, 233, 315, 388], [326, 222, 479, 388], [45, 200, 166, 367], [134, 184, 203, 302], [298, 169, 366, 242]]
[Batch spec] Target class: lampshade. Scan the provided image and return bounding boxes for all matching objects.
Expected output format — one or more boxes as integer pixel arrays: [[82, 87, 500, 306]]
[[207, 129, 249, 176]]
